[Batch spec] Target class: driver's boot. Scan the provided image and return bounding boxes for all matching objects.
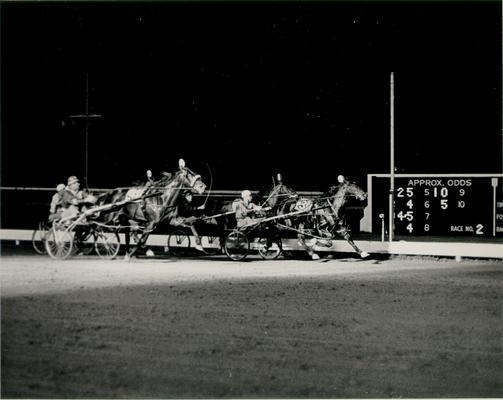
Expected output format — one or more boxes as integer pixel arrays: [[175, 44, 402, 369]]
[[195, 236, 204, 252]]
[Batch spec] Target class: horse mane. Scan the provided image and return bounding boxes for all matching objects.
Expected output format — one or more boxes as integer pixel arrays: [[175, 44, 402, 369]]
[[153, 167, 198, 188], [96, 188, 125, 205], [324, 184, 345, 197], [262, 182, 298, 209], [147, 170, 180, 190]]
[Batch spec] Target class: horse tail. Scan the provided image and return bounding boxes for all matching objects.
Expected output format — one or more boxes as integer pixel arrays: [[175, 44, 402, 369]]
[[95, 188, 125, 206], [94, 192, 110, 206], [95, 188, 127, 224]]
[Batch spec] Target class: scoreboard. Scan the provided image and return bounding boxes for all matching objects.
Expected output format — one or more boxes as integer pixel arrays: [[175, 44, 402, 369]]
[[369, 174, 503, 238]]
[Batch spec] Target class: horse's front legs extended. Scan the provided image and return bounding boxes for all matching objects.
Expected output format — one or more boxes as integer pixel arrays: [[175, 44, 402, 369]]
[[337, 226, 369, 259], [124, 219, 155, 260], [126, 228, 153, 260]]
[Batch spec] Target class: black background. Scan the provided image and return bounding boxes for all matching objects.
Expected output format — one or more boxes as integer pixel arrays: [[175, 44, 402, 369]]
[[2, 1, 502, 192]]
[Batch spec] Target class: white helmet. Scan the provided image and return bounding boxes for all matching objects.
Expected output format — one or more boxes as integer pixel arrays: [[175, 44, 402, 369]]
[[337, 175, 345, 184], [241, 189, 252, 199]]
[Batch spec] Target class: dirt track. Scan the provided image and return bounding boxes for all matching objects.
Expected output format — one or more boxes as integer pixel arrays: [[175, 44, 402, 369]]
[[1, 255, 503, 398]]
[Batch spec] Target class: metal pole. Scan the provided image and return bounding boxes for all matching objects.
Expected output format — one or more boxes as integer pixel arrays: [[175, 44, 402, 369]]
[[389, 72, 395, 243], [68, 74, 101, 189], [492, 177, 498, 236], [380, 213, 385, 242], [85, 73, 89, 186]]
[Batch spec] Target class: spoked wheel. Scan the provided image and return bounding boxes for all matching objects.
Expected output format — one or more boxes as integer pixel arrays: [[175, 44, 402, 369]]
[[257, 237, 283, 260], [224, 230, 249, 261], [73, 229, 96, 256], [45, 227, 74, 259], [167, 229, 191, 257], [201, 235, 222, 255], [94, 228, 120, 260], [32, 221, 49, 255]]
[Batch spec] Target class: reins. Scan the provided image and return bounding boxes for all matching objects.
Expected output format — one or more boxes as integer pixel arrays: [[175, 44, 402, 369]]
[[201, 163, 213, 208]]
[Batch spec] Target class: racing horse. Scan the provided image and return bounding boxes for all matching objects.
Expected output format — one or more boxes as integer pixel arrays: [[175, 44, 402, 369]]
[[262, 175, 369, 259], [98, 159, 206, 259]]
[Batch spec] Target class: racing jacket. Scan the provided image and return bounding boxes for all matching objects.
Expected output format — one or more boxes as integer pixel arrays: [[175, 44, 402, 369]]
[[177, 197, 202, 218]]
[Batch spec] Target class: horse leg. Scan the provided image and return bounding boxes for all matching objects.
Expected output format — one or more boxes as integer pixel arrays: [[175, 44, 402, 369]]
[[126, 230, 143, 259], [119, 214, 132, 261], [218, 219, 227, 254], [122, 226, 131, 260], [187, 218, 203, 251], [134, 222, 156, 257], [270, 226, 283, 254], [338, 227, 369, 258], [297, 222, 319, 260]]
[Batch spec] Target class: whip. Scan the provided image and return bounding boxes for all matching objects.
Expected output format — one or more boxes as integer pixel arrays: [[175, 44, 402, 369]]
[[201, 162, 213, 208]]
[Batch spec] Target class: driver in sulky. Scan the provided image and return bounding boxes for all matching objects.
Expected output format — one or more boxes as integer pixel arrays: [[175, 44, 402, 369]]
[[60, 176, 97, 221], [232, 190, 265, 228], [173, 191, 206, 251]]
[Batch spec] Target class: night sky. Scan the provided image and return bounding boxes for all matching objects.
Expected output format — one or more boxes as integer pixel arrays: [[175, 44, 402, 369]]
[[1, 1, 501, 191]]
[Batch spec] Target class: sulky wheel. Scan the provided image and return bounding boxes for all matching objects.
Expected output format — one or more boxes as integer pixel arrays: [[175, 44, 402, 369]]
[[201, 235, 222, 255], [224, 230, 249, 261], [167, 229, 191, 257], [73, 229, 96, 256], [32, 221, 49, 255], [94, 228, 120, 260], [45, 227, 74, 259], [257, 237, 282, 260]]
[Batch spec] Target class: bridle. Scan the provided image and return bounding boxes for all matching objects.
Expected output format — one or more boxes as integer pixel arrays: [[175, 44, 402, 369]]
[[262, 183, 297, 209]]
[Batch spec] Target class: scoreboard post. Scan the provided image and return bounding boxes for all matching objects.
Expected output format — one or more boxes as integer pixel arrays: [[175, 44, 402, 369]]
[[363, 174, 503, 238]]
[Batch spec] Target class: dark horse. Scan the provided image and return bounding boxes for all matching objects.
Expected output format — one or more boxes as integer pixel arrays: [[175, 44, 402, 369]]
[[98, 159, 206, 259], [261, 176, 369, 259]]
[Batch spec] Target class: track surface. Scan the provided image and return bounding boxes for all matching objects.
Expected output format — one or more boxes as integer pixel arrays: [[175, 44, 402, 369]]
[[1, 253, 502, 398]]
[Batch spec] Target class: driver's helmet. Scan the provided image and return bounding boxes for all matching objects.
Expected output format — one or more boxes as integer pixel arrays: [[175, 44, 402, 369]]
[[337, 175, 345, 184], [241, 190, 252, 200], [67, 176, 79, 185]]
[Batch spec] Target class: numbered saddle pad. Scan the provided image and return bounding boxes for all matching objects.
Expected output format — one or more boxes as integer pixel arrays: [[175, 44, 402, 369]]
[[125, 188, 145, 201], [294, 198, 313, 212]]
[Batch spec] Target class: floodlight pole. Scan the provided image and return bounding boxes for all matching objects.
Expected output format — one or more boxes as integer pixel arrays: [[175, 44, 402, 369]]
[[389, 72, 395, 243], [84, 74, 89, 184], [68, 74, 102, 188]]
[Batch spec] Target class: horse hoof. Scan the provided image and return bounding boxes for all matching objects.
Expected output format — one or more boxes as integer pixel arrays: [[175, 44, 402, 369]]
[[311, 253, 320, 260], [360, 251, 370, 259], [146, 249, 155, 257], [124, 254, 131, 262]]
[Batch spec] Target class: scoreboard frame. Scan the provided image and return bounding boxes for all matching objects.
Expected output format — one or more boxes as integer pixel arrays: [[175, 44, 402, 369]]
[[361, 173, 503, 238]]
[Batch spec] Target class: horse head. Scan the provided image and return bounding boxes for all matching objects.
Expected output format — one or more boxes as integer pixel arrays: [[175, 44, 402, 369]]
[[324, 180, 367, 220], [176, 159, 206, 194], [131, 159, 206, 219], [328, 180, 367, 201], [344, 181, 367, 201], [262, 182, 298, 209]]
